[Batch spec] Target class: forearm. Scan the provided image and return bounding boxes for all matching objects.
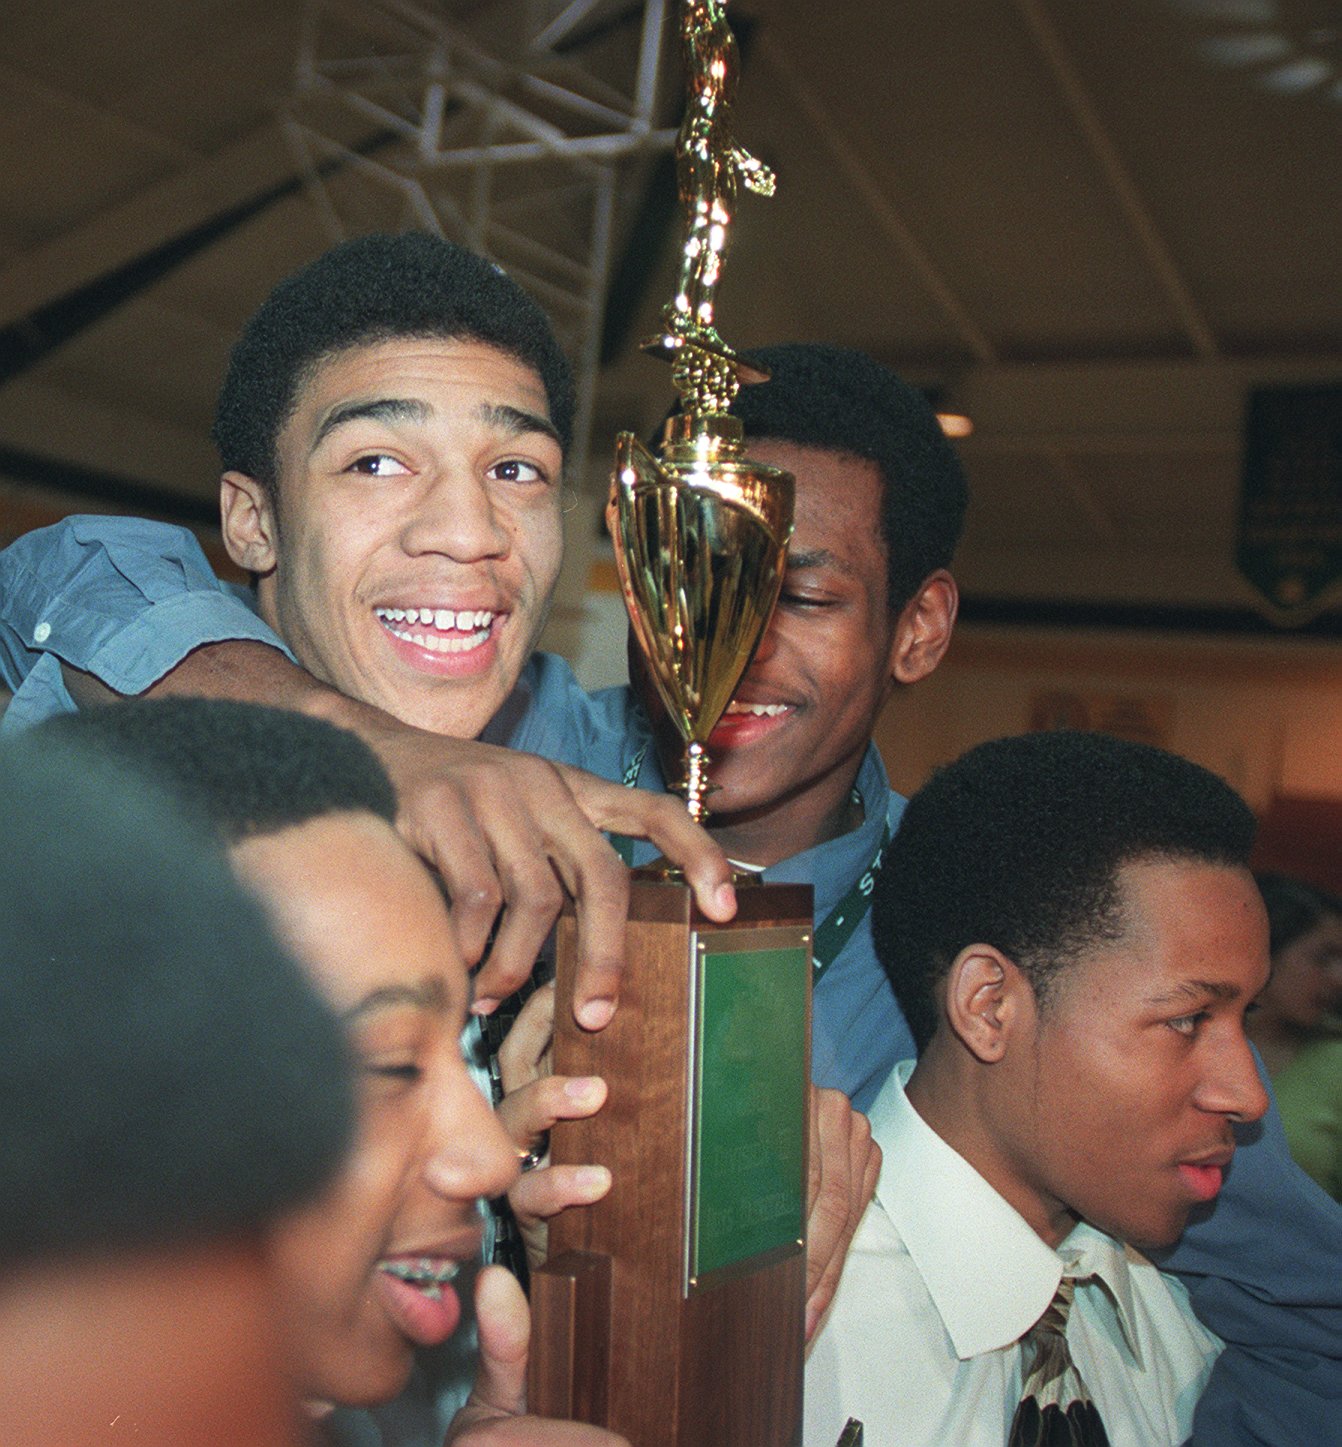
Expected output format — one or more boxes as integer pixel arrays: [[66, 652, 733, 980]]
[[0, 517, 291, 725]]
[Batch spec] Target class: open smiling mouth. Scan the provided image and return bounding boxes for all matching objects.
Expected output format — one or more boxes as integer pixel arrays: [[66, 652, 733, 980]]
[[377, 1256, 461, 1301], [723, 701, 791, 718], [375, 607, 495, 655], [708, 700, 796, 744]]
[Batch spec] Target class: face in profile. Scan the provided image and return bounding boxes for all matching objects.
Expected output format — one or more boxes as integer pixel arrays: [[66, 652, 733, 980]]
[[231, 810, 517, 1407], [984, 858, 1271, 1250], [224, 337, 566, 742]]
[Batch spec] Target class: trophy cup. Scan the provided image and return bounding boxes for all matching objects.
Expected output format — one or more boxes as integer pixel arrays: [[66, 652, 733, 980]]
[[528, 6, 815, 1444]]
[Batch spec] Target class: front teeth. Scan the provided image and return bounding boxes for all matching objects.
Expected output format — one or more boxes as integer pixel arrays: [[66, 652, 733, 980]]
[[375, 607, 494, 652], [725, 702, 789, 717], [376, 607, 494, 630], [379, 1257, 461, 1300]]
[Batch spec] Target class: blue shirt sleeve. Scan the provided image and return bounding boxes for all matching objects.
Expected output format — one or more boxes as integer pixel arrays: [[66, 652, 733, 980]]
[[0, 516, 290, 733], [1153, 1063, 1342, 1444]]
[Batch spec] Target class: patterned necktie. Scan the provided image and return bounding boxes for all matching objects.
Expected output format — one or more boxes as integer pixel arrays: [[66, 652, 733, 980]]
[[1007, 1275, 1112, 1447]]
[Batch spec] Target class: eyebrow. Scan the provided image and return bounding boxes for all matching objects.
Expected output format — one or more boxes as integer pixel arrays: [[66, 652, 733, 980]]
[[311, 397, 430, 454], [480, 402, 562, 448], [1143, 978, 1245, 1007], [310, 397, 562, 457], [341, 979, 450, 1025], [786, 547, 856, 576]]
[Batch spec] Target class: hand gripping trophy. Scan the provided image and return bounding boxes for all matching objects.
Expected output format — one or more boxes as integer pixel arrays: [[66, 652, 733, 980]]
[[532, 6, 821, 1445]]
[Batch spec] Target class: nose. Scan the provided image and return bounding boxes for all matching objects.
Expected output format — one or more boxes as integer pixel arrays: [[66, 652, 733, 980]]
[[400, 469, 509, 563], [1195, 1031, 1270, 1124], [424, 1068, 520, 1205]]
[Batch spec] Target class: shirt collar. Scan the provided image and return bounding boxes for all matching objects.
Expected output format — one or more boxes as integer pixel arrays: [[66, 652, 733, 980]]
[[1054, 1222, 1144, 1366], [869, 1062, 1142, 1363], [761, 745, 901, 917]]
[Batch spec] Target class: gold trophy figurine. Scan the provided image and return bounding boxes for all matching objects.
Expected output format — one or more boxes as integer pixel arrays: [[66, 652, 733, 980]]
[[610, 0, 793, 822]]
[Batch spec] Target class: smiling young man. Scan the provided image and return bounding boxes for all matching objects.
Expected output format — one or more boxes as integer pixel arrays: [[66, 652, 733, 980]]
[[528, 343, 965, 1110], [0, 232, 736, 1029], [805, 731, 1272, 1446], [0, 255, 875, 1432], [45, 697, 626, 1447]]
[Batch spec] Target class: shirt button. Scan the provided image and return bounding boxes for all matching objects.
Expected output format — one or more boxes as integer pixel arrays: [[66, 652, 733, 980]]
[[33, 621, 51, 643]]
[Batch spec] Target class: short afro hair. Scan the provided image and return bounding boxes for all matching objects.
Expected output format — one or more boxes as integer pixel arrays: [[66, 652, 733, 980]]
[[0, 732, 353, 1264], [212, 231, 576, 490], [722, 343, 968, 612], [42, 697, 398, 846], [874, 730, 1257, 1052]]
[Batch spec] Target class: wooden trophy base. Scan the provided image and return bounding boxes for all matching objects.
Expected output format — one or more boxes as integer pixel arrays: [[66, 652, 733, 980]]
[[529, 875, 813, 1446]]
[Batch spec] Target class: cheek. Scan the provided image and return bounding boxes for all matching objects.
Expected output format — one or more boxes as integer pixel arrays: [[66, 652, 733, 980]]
[[289, 492, 395, 583], [512, 500, 564, 593]]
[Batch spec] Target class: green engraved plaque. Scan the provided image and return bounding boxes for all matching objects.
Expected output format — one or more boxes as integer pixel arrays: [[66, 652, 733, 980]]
[[688, 926, 810, 1288]]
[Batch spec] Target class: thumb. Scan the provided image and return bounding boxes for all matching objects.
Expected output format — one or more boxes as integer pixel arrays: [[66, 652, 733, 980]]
[[467, 1265, 531, 1417]]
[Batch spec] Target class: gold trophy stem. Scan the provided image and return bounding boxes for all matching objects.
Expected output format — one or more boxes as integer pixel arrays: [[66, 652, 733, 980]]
[[684, 741, 710, 823]]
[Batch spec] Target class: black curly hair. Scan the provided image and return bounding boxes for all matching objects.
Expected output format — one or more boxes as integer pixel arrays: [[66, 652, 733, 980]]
[[42, 696, 398, 845], [722, 343, 969, 612], [874, 730, 1257, 1052], [0, 727, 353, 1262], [212, 231, 575, 492]]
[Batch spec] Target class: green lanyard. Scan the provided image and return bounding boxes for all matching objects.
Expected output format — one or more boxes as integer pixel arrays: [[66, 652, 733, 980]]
[[615, 740, 889, 982], [810, 816, 890, 984]]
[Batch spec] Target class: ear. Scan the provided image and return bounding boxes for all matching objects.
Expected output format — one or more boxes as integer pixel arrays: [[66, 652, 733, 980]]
[[889, 569, 958, 686], [944, 944, 1031, 1064], [220, 471, 279, 577]]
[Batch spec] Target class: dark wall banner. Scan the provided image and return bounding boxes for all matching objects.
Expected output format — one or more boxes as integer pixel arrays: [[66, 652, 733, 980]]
[[1238, 384, 1342, 624]]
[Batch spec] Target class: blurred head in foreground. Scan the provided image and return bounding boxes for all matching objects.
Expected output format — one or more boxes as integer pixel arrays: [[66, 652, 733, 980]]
[[43, 698, 519, 1409], [0, 730, 352, 1446]]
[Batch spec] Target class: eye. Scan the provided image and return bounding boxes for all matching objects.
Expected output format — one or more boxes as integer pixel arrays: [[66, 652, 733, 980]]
[[487, 458, 547, 485], [346, 454, 410, 477], [364, 1059, 423, 1083], [1167, 1011, 1210, 1037]]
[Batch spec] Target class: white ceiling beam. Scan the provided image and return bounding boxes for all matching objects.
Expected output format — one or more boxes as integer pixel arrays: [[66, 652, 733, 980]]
[[959, 431, 1239, 457], [954, 353, 1342, 441], [1008, 0, 1221, 360], [757, 31, 999, 366]]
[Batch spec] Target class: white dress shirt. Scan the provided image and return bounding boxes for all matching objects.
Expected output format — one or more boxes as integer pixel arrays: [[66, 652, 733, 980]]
[[804, 1062, 1222, 1447]]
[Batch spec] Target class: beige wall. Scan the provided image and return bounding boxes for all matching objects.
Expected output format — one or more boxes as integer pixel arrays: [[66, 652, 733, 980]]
[[876, 624, 1342, 812]]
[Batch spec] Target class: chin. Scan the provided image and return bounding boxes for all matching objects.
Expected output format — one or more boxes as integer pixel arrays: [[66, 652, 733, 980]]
[[302, 1341, 414, 1410], [1111, 1212, 1188, 1254]]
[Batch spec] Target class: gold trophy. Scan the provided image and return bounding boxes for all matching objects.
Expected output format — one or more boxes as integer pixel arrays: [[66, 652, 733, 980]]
[[530, 6, 816, 1444], [610, 0, 793, 821]]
